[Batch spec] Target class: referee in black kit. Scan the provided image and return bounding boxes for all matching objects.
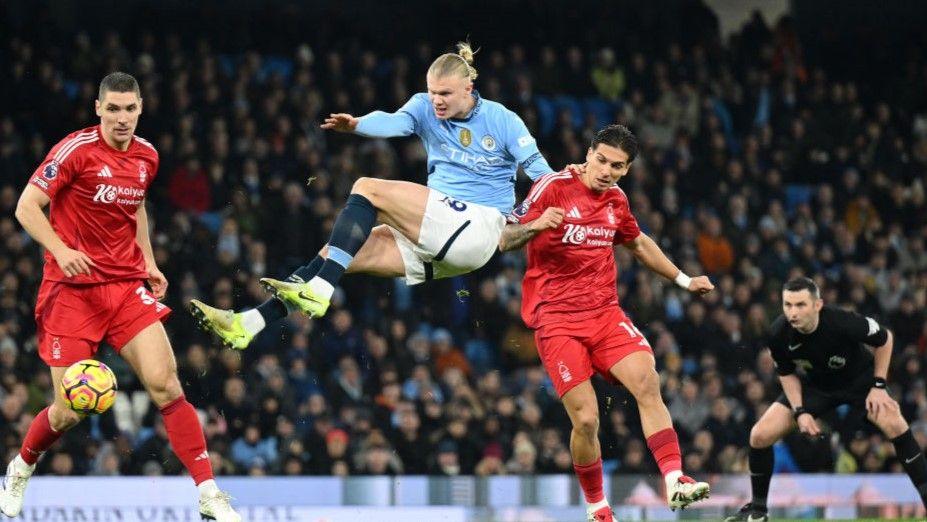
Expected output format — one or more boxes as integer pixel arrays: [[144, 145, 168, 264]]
[[727, 277, 927, 521]]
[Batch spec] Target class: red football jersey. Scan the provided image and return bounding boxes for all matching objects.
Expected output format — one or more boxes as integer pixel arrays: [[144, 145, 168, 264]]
[[29, 126, 159, 284], [512, 169, 641, 331]]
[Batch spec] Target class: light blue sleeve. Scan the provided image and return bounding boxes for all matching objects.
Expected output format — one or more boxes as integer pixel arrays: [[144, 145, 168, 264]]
[[355, 93, 429, 138], [502, 109, 553, 180]]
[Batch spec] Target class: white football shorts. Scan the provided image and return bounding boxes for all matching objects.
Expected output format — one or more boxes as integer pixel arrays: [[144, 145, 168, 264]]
[[389, 188, 506, 285]]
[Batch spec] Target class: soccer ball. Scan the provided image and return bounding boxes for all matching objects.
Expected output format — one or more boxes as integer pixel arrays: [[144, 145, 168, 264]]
[[60, 359, 118, 415]]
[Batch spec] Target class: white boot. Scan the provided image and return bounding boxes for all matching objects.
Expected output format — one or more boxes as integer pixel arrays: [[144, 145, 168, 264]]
[[0, 455, 36, 517], [198, 480, 241, 522], [666, 472, 710, 510]]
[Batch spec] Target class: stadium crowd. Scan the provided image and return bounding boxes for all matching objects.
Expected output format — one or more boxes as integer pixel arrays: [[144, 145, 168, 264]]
[[1, 4, 926, 482]]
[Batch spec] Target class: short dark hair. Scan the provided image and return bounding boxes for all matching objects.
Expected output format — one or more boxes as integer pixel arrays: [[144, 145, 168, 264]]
[[591, 124, 639, 162], [98, 72, 140, 100], [783, 276, 820, 299]]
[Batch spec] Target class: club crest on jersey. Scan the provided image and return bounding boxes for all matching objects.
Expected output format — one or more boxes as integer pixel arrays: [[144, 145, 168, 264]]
[[607, 203, 616, 225], [138, 162, 148, 184], [827, 355, 846, 369], [459, 128, 472, 147], [480, 135, 497, 151], [43, 161, 60, 180]]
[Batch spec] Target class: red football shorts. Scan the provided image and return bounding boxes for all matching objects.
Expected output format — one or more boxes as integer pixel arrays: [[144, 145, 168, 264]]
[[35, 279, 172, 367], [535, 307, 653, 397]]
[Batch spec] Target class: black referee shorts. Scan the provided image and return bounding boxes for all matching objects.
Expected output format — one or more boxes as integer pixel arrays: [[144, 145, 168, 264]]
[[775, 373, 872, 417]]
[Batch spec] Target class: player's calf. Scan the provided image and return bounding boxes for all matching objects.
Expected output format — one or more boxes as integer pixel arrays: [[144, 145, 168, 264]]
[[887, 427, 927, 510]]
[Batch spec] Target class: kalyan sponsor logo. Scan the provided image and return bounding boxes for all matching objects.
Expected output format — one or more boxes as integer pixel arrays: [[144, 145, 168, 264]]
[[93, 184, 145, 204], [561, 223, 616, 246]]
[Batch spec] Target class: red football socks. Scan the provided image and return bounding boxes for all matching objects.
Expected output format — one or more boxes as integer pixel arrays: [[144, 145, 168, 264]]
[[19, 407, 63, 465], [574, 457, 605, 503], [160, 396, 214, 484], [646, 427, 683, 476]]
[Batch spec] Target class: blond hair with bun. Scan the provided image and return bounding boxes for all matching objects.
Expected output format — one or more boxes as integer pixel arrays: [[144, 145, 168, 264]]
[[428, 41, 479, 82]]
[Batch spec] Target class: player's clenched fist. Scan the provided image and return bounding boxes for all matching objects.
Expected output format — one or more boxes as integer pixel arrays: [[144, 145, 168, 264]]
[[529, 207, 565, 232], [687, 275, 714, 295], [52, 247, 97, 277], [321, 113, 359, 132]]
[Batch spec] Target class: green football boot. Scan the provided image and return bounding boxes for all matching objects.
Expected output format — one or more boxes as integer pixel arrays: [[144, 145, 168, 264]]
[[189, 300, 255, 350], [258, 278, 330, 318]]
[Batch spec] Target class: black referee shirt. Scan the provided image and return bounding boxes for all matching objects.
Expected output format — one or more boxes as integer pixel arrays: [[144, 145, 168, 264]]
[[768, 306, 889, 391]]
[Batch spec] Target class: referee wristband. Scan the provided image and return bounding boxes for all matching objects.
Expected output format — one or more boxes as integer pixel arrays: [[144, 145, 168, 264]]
[[674, 272, 692, 289], [793, 406, 809, 419], [872, 377, 887, 390]]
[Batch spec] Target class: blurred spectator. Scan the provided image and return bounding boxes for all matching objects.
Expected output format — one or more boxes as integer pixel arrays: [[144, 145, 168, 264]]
[[230, 424, 278, 472], [1, 4, 925, 480]]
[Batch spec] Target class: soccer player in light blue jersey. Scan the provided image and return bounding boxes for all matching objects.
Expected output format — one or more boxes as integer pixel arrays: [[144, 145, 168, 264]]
[[190, 42, 559, 350]]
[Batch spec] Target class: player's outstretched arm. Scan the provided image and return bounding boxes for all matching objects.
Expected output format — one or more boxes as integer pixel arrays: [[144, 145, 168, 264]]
[[498, 207, 564, 251], [320, 113, 360, 133], [15, 184, 96, 277], [620, 233, 714, 294], [323, 111, 416, 138]]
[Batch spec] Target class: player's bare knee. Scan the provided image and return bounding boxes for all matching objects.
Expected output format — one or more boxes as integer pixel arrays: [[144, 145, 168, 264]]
[[749, 424, 774, 449], [871, 406, 907, 438], [573, 410, 599, 438], [148, 374, 184, 406], [351, 177, 377, 199], [319, 244, 329, 258]]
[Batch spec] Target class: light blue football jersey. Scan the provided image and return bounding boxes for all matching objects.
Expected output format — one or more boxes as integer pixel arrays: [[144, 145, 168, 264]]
[[355, 91, 552, 214]]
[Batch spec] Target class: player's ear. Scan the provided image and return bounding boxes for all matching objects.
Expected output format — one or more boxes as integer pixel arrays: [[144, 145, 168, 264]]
[[94, 99, 102, 118]]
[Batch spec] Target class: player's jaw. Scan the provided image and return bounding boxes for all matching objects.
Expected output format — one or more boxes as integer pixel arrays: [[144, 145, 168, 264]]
[[95, 91, 142, 149], [582, 144, 631, 192], [783, 292, 820, 332], [426, 74, 474, 120]]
